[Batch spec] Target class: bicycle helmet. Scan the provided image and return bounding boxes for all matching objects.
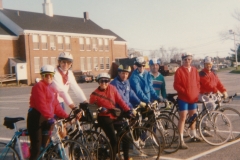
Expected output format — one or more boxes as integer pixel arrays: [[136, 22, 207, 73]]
[[134, 56, 146, 67], [118, 64, 131, 72], [58, 52, 73, 62], [40, 65, 55, 74], [181, 52, 192, 60], [204, 56, 213, 64], [96, 73, 110, 82], [149, 58, 161, 65]]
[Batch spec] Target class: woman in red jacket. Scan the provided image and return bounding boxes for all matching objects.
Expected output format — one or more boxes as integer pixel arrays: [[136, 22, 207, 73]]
[[174, 53, 202, 149], [27, 65, 70, 160], [90, 73, 132, 160]]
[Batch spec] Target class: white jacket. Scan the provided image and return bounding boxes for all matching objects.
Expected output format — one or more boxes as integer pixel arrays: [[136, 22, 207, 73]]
[[51, 68, 87, 105]]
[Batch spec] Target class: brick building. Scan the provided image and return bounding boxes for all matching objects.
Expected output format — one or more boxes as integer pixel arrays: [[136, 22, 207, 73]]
[[0, 0, 127, 85]]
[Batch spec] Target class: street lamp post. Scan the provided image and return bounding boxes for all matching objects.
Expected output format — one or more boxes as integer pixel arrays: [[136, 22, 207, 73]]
[[229, 30, 238, 70]]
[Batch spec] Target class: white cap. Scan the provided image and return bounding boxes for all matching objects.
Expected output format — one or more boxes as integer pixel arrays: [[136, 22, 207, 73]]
[[40, 65, 55, 74], [58, 52, 73, 62], [182, 52, 192, 59], [204, 56, 213, 64], [96, 73, 110, 81]]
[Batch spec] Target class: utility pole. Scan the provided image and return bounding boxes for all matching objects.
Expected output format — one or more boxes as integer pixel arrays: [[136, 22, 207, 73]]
[[229, 30, 238, 70]]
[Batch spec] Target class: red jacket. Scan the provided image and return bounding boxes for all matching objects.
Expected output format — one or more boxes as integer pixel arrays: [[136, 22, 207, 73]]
[[30, 80, 69, 119], [174, 66, 200, 103], [90, 84, 130, 119], [199, 69, 226, 94]]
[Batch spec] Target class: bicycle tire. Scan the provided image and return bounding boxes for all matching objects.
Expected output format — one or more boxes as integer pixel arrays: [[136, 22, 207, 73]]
[[218, 107, 240, 141], [74, 130, 113, 160], [156, 117, 180, 154], [40, 139, 91, 160], [117, 126, 161, 160], [199, 111, 232, 146], [0, 142, 20, 160]]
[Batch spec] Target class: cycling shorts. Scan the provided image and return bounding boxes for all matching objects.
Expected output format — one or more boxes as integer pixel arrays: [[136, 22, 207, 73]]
[[178, 99, 197, 111]]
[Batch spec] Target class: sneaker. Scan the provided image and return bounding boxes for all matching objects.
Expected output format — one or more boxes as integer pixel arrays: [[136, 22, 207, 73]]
[[202, 130, 213, 137], [190, 136, 203, 142], [179, 141, 188, 149]]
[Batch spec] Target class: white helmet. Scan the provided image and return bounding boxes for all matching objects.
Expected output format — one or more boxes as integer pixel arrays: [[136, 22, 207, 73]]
[[149, 58, 161, 65], [96, 73, 110, 82], [40, 65, 55, 74], [204, 56, 213, 64], [135, 56, 146, 66], [182, 52, 192, 59], [58, 52, 73, 62]]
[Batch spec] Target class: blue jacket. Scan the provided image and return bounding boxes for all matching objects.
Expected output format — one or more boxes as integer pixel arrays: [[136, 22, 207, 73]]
[[110, 76, 141, 109], [129, 69, 159, 103]]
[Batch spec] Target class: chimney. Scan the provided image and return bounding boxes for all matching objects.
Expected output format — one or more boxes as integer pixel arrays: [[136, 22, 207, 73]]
[[42, 0, 53, 17], [84, 12, 89, 21], [0, 0, 3, 10]]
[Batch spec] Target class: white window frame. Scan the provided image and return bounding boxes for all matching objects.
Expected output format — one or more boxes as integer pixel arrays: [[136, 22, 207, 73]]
[[99, 57, 104, 70], [79, 37, 84, 51], [57, 36, 63, 50], [34, 57, 40, 73], [93, 57, 98, 71], [87, 57, 92, 71], [42, 57, 49, 66], [105, 57, 110, 70], [65, 36, 71, 50], [32, 35, 39, 50], [80, 57, 85, 71], [41, 35, 48, 50]]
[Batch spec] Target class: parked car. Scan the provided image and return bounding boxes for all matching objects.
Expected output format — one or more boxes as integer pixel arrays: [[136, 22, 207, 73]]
[[73, 71, 94, 83]]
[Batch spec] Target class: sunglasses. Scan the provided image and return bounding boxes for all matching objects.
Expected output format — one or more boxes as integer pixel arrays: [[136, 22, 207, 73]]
[[137, 65, 145, 68], [61, 60, 72, 64], [99, 79, 110, 83], [41, 73, 55, 78]]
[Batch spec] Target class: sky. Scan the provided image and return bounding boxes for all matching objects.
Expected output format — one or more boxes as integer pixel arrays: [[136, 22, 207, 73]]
[[2, 0, 240, 59]]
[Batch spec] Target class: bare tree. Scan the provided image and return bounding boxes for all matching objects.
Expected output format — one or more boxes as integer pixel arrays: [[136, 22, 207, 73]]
[[127, 48, 142, 58]]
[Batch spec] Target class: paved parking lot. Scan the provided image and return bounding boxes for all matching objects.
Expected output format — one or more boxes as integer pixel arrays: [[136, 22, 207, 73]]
[[0, 69, 239, 160]]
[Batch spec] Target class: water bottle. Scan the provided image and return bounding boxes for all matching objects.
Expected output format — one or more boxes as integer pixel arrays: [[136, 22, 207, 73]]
[[187, 113, 197, 124], [21, 142, 30, 158]]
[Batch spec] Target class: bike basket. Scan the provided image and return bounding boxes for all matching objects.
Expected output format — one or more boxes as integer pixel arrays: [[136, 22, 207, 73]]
[[79, 103, 98, 122]]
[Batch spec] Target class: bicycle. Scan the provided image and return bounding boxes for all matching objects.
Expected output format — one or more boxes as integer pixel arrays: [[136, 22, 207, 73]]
[[0, 115, 91, 160]]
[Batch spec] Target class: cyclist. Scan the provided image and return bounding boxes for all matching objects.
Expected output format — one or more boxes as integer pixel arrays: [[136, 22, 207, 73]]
[[173, 52, 202, 149], [27, 65, 80, 160], [199, 56, 228, 137], [51, 52, 88, 110], [149, 58, 167, 100], [89, 73, 134, 160], [129, 56, 161, 104], [110, 64, 146, 110]]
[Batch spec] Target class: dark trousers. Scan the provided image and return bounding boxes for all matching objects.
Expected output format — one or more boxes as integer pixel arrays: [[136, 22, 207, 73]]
[[27, 109, 50, 160]]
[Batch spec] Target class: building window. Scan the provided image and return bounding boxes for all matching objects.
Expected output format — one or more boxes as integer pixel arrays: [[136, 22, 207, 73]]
[[98, 38, 103, 51], [105, 57, 110, 70], [34, 57, 40, 73], [57, 36, 63, 50], [42, 57, 49, 66], [65, 36, 71, 50], [99, 57, 104, 70], [104, 39, 109, 51], [86, 38, 91, 51], [50, 36, 56, 50], [80, 57, 85, 71], [41, 35, 48, 50], [92, 38, 97, 51], [93, 57, 98, 71], [87, 57, 92, 71], [79, 37, 84, 51], [50, 57, 56, 67], [32, 35, 39, 50]]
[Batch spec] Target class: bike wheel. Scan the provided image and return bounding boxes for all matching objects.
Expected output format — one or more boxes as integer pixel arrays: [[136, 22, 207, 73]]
[[218, 107, 240, 141], [0, 142, 20, 160], [63, 139, 91, 160], [117, 127, 161, 160], [156, 117, 180, 154], [199, 111, 232, 146]]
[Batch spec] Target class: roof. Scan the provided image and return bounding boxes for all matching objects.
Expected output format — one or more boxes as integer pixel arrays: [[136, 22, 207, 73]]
[[0, 22, 16, 36], [9, 58, 25, 63], [0, 9, 125, 41]]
